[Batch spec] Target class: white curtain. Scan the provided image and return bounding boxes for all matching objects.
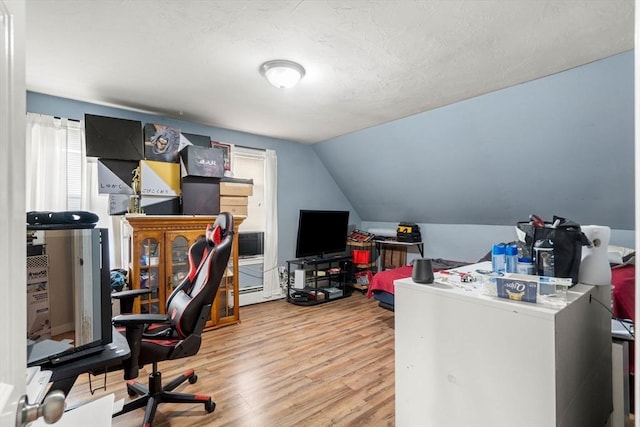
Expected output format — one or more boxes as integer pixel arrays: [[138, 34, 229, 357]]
[[25, 113, 120, 265], [25, 113, 85, 211], [263, 149, 281, 297]]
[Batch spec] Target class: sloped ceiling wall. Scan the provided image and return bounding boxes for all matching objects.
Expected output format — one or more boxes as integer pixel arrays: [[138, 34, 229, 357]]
[[313, 51, 634, 230]]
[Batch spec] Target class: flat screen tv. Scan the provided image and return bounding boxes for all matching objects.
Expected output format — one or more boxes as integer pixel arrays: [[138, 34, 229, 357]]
[[295, 210, 350, 259], [26, 228, 112, 366]]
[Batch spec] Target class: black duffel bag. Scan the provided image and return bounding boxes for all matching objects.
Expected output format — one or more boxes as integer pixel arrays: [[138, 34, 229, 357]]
[[517, 216, 591, 285]]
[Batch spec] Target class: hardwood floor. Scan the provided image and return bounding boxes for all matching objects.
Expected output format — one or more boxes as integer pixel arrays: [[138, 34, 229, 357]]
[[65, 292, 395, 426]]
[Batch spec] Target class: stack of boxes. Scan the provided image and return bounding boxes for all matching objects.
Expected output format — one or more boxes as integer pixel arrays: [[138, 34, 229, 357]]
[[220, 179, 253, 216], [92, 114, 253, 217], [179, 144, 224, 215]]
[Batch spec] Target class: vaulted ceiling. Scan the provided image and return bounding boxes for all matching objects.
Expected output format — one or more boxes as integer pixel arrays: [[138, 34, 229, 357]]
[[25, 1, 633, 144]]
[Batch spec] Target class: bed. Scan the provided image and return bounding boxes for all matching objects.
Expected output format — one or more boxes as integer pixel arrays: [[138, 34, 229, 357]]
[[366, 258, 470, 310]]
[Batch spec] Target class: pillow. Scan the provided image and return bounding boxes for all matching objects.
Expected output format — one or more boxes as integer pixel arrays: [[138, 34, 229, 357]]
[[608, 245, 636, 265]]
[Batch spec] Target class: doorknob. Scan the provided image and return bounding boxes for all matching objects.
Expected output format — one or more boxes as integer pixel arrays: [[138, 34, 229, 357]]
[[15, 390, 65, 427]]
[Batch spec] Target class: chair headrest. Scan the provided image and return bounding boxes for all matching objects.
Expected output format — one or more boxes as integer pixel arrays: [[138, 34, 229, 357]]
[[206, 223, 222, 245], [206, 212, 234, 246]]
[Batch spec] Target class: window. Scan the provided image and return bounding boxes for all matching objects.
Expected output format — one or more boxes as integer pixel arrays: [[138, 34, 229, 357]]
[[232, 147, 266, 233], [26, 113, 85, 211], [230, 146, 280, 305], [26, 113, 117, 265]]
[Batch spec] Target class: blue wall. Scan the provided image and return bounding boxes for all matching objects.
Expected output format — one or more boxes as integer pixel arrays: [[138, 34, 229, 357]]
[[26, 93, 360, 263], [314, 51, 634, 231], [28, 50, 634, 265]]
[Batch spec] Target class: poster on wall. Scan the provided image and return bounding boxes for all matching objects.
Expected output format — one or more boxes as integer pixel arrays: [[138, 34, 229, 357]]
[[144, 124, 182, 163]]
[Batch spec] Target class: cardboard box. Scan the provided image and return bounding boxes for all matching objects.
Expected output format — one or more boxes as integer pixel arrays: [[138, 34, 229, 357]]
[[496, 276, 538, 303], [143, 123, 181, 163], [85, 114, 144, 161], [142, 195, 180, 215], [220, 204, 248, 216], [140, 160, 181, 196], [97, 159, 137, 194], [220, 180, 253, 196], [26, 255, 51, 340], [494, 274, 570, 305], [180, 132, 211, 148], [108, 194, 130, 215], [220, 196, 248, 206], [179, 145, 224, 178], [181, 176, 220, 215]]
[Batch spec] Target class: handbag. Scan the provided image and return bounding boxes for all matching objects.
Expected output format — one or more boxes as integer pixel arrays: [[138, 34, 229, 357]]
[[516, 216, 591, 284]]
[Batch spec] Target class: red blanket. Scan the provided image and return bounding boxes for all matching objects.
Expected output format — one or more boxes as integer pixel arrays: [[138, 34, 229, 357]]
[[366, 259, 470, 299], [366, 265, 413, 298], [612, 264, 635, 321], [611, 264, 635, 375]]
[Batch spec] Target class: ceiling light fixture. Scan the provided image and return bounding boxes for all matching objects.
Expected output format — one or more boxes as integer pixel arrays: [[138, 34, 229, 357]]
[[260, 59, 305, 89]]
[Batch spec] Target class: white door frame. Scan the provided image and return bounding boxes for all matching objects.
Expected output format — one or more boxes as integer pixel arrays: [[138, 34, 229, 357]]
[[0, 0, 26, 425]]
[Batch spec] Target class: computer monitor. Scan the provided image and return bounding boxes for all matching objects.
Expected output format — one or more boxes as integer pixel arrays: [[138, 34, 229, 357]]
[[26, 228, 112, 366]]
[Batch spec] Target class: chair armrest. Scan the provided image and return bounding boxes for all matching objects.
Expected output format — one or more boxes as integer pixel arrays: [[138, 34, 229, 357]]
[[111, 288, 151, 299], [113, 313, 170, 381], [111, 288, 151, 314], [112, 313, 169, 327]]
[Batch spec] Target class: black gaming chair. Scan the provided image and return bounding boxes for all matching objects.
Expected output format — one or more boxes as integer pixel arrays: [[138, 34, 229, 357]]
[[111, 212, 234, 426]]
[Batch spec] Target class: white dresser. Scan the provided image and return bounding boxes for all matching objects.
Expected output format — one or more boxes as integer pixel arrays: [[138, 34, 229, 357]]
[[395, 273, 612, 427]]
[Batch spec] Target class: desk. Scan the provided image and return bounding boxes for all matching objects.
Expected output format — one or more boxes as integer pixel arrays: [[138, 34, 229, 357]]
[[612, 319, 634, 427], [39, 328, 130, 396], [395, 270, 612, 427]]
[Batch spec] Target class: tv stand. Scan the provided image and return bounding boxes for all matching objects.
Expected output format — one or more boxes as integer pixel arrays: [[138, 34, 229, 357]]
[[286, 255, 352, 306]]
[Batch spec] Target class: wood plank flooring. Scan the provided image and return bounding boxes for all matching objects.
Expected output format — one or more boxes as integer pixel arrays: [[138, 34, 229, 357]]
[[65, 292, 395, 426]]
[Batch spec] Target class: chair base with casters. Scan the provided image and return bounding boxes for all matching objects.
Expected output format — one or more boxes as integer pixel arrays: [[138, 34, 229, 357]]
[[112, 303, 216, 425], [113, 361, 215, 425]]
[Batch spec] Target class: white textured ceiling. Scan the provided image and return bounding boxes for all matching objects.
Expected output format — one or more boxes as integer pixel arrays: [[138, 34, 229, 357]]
[[25, 0, 634, 144]]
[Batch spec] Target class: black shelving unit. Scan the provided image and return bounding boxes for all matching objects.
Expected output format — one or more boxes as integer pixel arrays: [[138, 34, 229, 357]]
[[347, 240, 377, 293], [286, 254, 352, 306]]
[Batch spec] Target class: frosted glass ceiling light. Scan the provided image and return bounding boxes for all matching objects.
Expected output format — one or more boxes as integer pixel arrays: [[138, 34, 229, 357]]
[[260, 60, 305, 89]]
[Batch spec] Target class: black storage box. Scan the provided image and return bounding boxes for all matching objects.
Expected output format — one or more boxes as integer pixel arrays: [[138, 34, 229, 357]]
[[180, 145, 224, 178], [142, 196, 180, 215], [181, 176, 220, 215]]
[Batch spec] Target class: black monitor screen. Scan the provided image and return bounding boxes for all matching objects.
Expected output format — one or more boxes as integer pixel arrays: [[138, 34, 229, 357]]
[[295, 210, 349, 259], [85, 114, 144, 161]]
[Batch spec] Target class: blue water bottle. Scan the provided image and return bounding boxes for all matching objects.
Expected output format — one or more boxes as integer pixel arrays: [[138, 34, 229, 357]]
[[491, 243, 506, 273], [505, 244, 518, 273]]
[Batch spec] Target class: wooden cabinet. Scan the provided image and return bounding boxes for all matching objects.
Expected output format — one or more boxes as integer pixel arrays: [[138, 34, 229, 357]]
[[122, 215, 244, 330]]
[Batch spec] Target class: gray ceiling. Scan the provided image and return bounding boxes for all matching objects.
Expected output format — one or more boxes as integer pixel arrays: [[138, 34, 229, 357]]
[[25, 1, 634, 144]]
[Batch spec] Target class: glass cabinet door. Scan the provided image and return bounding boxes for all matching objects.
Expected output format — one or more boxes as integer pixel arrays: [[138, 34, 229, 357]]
[[138, 237, 161, 314], [215, 267, 235, 325], [165, 230, 206, 295], [169, 235, 190, 292]]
